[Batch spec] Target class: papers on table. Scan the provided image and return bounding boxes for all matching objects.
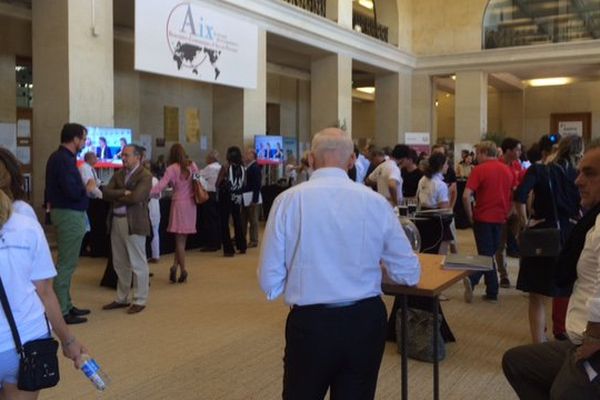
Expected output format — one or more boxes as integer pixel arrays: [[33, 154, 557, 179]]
[[442, 254, 494, 271]]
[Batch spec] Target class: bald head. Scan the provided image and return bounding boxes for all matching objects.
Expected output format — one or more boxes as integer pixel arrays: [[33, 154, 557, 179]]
[[310, 128, 354, 170]]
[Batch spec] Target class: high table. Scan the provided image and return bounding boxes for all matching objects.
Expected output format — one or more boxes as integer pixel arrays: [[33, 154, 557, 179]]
[[382, 253, 470, 400]]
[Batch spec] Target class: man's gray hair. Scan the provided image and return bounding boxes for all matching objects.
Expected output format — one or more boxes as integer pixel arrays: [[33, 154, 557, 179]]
[[207, 149, 219, 162], [126, 144, 144, 157], [311, 128, 353, 165]]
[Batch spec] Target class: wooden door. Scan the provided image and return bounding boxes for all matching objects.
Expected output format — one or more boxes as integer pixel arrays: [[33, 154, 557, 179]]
[[550, 112, 591, 145]]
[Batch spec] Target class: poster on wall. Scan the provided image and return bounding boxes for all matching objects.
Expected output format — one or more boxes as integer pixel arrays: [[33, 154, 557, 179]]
[[135, 0, 258, 89], [558, 121, 583, 137], [185, 107, 200, 143], [404, 132, 431, 157], [164, 106, 179, 142]]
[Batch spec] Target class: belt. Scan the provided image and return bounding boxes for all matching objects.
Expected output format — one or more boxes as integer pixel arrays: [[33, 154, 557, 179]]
[[112, 214, 127, 218], [292, 296, 379, 310]]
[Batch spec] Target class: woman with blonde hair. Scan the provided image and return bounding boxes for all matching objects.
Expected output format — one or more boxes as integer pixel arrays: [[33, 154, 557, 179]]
[[151, 144, 199, 283], [0, 188, 88, 399]]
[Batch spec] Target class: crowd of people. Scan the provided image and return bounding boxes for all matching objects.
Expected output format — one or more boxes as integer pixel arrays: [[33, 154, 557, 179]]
[[1, 119, 600, 399]]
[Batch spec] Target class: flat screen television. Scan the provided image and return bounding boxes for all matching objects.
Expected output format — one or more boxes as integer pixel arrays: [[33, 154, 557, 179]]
[[255, 135, 284, 165], [80, 126, 133, 167]]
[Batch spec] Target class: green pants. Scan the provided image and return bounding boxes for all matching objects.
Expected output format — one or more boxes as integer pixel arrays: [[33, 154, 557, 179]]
[[51, 208, 87, 316]]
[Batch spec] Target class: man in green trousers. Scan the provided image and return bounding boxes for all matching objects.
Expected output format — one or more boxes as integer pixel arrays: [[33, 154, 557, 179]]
[[45, 123, 96, 324]]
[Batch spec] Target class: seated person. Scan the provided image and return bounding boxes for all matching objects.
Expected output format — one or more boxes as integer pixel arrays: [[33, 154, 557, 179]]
[[502, 142, 600, 399]]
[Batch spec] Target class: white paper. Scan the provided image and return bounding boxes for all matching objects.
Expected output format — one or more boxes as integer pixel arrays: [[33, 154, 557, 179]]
[[17, 119, 31, 138], [243, 191, 262, 206], [200, 135, 208, 150], [0, 123, 17, 155], [558, 121, 583, 137], [16, 146, 31, 164]]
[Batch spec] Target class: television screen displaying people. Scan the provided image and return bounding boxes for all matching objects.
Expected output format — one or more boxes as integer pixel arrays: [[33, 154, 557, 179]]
[[255, 135, 284, 165], [81, 126, 133, 166]]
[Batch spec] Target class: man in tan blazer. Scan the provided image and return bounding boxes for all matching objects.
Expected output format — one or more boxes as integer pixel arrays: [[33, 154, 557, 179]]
[[101, 144, 152, 314]]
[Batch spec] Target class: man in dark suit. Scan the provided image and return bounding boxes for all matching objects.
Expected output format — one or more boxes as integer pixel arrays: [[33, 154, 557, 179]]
[[101, 144, 152, 314], [96, 136, 113, 160], [242, 148, 262, 248]]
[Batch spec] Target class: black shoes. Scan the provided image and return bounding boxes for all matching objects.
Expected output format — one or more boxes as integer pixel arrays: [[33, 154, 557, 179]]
[[69, 306, 91, 316], [178, 270, 188, 283], [169, 266, 177, 283], [64, 314, 87, 324]]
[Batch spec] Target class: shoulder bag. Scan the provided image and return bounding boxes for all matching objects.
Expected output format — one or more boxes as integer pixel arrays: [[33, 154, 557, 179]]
[[518, 165, 562, 258], [192, 172, 209, 205], [0, 276, 60, 391]]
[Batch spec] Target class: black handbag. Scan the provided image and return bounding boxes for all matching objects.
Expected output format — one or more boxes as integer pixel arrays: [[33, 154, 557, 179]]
[[0, 276, 60, 391], [519, 166, 562, 258]]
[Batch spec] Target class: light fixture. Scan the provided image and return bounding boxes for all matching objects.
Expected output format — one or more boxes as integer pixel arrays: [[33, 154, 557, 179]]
[[435, 99, 439, 107], [358, 0, 374, 10], [356, 86, 375, 94], [527, 77, 572, 87], [451, 75, 456, 80]]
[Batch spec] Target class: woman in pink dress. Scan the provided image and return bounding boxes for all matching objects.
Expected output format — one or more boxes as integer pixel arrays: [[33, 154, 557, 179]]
[[151, 144, 198, 283]]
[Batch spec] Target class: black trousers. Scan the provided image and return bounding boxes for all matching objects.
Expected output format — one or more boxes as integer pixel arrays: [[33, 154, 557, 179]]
[[219, 198, 246, 254], [283, 297, 387, 400], [198, 192, 221, 249]]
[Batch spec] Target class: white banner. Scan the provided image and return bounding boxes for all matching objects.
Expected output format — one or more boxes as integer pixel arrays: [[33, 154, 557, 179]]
[[135, 0, 258, 89]]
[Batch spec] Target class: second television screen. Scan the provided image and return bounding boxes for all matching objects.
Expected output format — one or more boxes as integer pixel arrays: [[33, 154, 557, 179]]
[[255, 135, 284, 165]]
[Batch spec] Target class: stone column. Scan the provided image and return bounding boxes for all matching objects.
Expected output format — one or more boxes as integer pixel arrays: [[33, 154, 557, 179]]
[[375, 69, 412, 147], [0, 54, 16, 122], [411, 73, 434, 140], [213, 29, 267, 157], [310, 54, 352, 137], [454, 71, 488, 146], [32, 0, 113, 207], [326, 0, 352, 29]]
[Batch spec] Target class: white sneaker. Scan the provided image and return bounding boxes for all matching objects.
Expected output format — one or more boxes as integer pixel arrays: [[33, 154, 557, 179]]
[[463, 278, 473, 303]]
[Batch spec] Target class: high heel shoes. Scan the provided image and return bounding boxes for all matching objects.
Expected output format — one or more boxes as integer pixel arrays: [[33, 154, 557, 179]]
[[178, 270, 188, 283], [169, 266, 177, 283]]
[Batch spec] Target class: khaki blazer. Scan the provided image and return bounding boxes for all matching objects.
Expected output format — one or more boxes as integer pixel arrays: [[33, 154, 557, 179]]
[[102, 165, 152, 236]]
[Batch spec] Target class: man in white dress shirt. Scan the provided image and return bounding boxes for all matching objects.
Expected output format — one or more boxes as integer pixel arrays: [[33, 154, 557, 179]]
[[503, 142, 600, 399], [258, 128, 421, 400], [199, 150, 222, 251], [367, 145, 404, 206], [79, 152, 102, 199]]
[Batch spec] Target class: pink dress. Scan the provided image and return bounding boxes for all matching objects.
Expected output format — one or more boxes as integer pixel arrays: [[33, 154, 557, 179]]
[[151, 162, 199, 234]]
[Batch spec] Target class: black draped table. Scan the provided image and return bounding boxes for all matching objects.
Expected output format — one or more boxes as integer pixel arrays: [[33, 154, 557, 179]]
[[90, 197, 207, 288]]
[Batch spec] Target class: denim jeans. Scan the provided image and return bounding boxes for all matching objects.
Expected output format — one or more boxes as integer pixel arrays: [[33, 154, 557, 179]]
[[469, 221, 502, 299]]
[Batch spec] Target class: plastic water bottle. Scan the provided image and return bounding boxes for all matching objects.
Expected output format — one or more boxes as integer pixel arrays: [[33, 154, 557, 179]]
[[80, 355, 110, 391]]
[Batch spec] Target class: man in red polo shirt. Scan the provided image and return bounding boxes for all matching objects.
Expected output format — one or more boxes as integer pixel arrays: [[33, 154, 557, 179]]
[[463, 141, 516, 302], [496, 137, 526, 288]]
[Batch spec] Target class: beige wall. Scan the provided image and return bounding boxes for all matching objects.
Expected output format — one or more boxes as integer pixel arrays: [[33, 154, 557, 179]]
[[0, 54, 16, 122], [0, 16, 31, 57], [352, 100, 375, 140], [436, 91, 454, 140], [412, 0, 488, 56], [523, 81, 600, 146], [114, 40, 213, 165], [266, 73, 311, 151]]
